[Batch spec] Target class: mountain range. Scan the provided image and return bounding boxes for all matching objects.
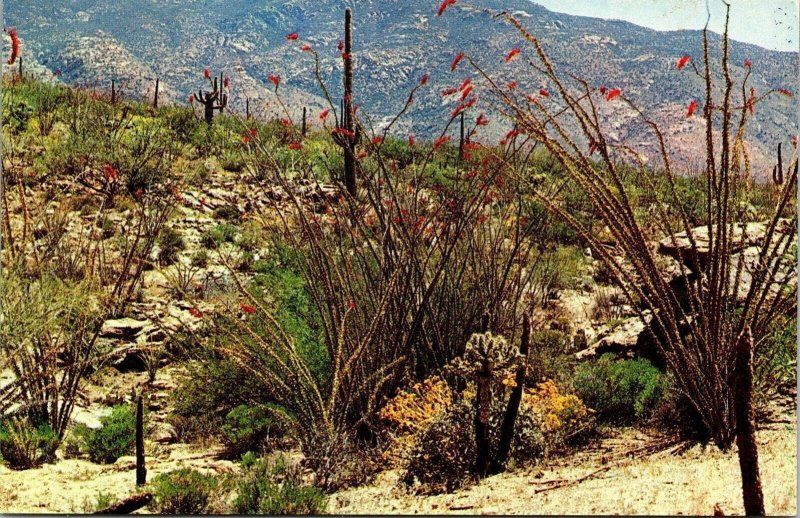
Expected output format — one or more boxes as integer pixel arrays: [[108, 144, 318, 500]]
[[5, 0, 798, 176]]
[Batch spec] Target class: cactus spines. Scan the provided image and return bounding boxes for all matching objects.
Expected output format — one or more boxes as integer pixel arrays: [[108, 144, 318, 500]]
[[196, 72, 229, 125], [153, 77, 159, 109], [493, 312, 531, 473], [135, 395, 146, 486]]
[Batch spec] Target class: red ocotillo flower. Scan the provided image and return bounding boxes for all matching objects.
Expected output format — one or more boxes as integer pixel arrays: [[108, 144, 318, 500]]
[[599, 85, 608, 95], [507, 80, 517, 90], [287, 142, 302, 150], [437, 0, 456, 16], [459, 78, 472, 91], [371, 136, 384, 145], [103, 164, 119, 182], [539, 88, 550, 97], [476, 113, 489, 126], [188, 94, 195, 103], [451, 52, 465, 72], [301, 43, 312, 52], [606, 88, 621, 101], [6, 28, 19, 65], [189, 307, 203, 318], [744, 59, 752, 68], [268, 74, 281, 88], [204, 68, 211, 79], [776, 88, 794, 97], [240, 303, 256, 315], [460, 85, 473, 101], [280, 118, 292, 126], [433, 135, 451, 151], [337, 40, 344, 51], [451, 103, 467, 118], [241, 133, 251, 144], [319, 109, 330, 121], [441, 87, 458, 97], [286, 32, 299, 40], [250, 128, 258, 138], [505, 47, 521, 63], [223, 76, 230, 88], [686, 100, 698, 117], [357, 150, 368, 160], [408, 133, 416, 147], [332, 127, 356, 139], [420, 74, 430, 85], [677, 55, 691, 70]]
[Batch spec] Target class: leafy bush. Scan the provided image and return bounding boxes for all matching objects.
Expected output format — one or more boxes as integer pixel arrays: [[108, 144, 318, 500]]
[[75, 404, 136, 464], [755, 315, 797, 408], [220, 404, 288, 458], [157, 227, 186, 265], [0, 417, 58, 470], [201, 224, 238, 249], [149, 468, 218, 515], [234, 456, 326, 515], [573, 354, 668, 422]]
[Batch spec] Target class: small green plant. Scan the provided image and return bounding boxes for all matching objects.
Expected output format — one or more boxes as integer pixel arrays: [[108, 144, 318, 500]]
[[149, 468, 218, 514], [220, 404, 287, 458], [201, 224, 238, 249], [82, 491, 115, 513], [573, 354, 668, 422], [234, 456, 326, 515], [191, 250, 210, 268], [157, 227, 186, 265], [0, 417, 58, 470], [75, 404, 136, 464]]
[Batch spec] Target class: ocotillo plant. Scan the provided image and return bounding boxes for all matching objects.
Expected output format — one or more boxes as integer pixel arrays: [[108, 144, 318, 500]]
[[458, 112, 466, 161], [195, 71, 229, 125], [153, 77, 159, 109]]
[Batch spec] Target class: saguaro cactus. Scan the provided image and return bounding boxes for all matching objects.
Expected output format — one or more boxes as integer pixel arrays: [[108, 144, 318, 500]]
[[135, 395, 146, 486], [301, 106, 308, 137], [339, 8, 357, 195], [153, 77, 159, 109], [196, 73, 229, 125], [111, 79, 117, 105]]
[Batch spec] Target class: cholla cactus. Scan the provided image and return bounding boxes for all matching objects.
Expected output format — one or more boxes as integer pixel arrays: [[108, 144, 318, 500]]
[[450, 331, 520, 379], [450, 331, 520, 477]]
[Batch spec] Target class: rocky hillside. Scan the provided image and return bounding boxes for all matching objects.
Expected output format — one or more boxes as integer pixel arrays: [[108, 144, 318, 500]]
[[6, 0, 798, 175]]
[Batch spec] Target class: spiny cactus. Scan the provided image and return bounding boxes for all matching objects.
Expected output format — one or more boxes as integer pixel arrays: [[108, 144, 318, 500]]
[[195, 72, 229, 125], [331, 8, 358, 195], [451, 331, 521, 477]]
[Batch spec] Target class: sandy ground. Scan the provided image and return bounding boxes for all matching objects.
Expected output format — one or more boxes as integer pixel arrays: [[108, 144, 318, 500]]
[[328, 421, 797, 516]]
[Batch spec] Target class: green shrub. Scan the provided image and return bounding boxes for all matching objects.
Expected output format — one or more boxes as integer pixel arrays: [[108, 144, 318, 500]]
[[201, 224, 238, 249], [573, 354, 668, 422], [149, 468, 218, 514], [234, 456, 325, 515], [213, 205, 240, 223], [191, 250, 210, 268], [76, 404, 136, 464], [0, 417, 58, 470], [158, 227, 186, 265], [220, 404, 287, 458], [755, 315, 797, 408], [83, 491, 116, 513]]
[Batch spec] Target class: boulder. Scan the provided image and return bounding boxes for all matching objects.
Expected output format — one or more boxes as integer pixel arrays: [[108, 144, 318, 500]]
[[576, 311, 653, 360], [100, 318, 150, 340]]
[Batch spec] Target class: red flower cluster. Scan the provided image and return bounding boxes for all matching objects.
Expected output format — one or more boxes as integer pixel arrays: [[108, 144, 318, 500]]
[[420, 74, 429, 85], [505, 48, 521, 63], [437, 0, 456, 16], [371, 136, 384, 145], [268, 74, 281, 88], [302, 44, 312, 52], [451, 52, 465, 72], [6, 28, 19, 65], [433, 135, 451, 151], [319, 109, 330, 121], [240, 303, 256, 315], [103, 164, 119, 182], [539, 88, 550, 97], [475, 113, 489, 126], [287, 142, 302, 150], [677, 55, 690, 70], [286, 32, 299, 41], [408, 133, 416, 147], [204, 68, 211, 79], [605, 88, 621, 101], [686, 100, 698, 117]]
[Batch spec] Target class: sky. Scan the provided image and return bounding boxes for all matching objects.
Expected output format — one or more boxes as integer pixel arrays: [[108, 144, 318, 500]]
[[532, 0, 799, 52]]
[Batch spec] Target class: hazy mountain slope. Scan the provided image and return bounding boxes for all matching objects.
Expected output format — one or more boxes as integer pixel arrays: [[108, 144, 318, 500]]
[[6, 0, 798, 175]]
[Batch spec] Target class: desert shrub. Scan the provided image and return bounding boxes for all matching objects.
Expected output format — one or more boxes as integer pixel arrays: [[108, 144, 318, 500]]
[[191, 250, 210, 268], [220, 150, 246, 172], [157, 227, 186, 265], [234, 456, 326, 515], [220, 404, 288, 458], [527, 329, 575, 386], [82, 491, 115, 513], [201, 224, 238, 249], [754, 315, 797, 409], [0, 417, 58, 470], [214, 205, 240, 223], [75, 404, 136, 464], [163, 106, 202, 143], [149, 468, 218, 515], [573, 354, 668, 423]]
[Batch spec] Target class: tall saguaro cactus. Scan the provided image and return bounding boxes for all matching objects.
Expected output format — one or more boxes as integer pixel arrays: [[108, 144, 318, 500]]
[[341, 8, 356, 195], [196, 74, 229, 125], [153, 78, 159, 109]]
